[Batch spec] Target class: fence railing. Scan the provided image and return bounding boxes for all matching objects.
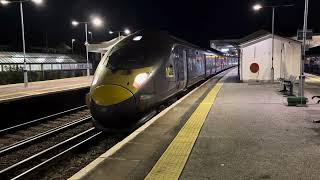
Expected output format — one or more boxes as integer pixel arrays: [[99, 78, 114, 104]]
[[0, 63, 92, 72]]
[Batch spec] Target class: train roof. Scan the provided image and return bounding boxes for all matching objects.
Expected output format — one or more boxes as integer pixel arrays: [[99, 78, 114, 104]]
[[131, 30, 226, 56]]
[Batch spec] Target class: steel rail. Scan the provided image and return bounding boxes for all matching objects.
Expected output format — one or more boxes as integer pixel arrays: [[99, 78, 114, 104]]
[[0, 116, 92, 156], [0, 127, 102, 179], [0, 105, 87, 135]]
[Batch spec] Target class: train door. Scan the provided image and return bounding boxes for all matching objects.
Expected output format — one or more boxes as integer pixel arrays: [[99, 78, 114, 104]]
[[182, 50, 188, 89], [174, 48, 186, 90]]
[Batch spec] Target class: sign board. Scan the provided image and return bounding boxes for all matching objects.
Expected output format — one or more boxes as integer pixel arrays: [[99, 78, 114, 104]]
[[297, 29, 313, 40]]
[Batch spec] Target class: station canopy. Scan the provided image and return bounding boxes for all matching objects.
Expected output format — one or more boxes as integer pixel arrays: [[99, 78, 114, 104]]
[[0, 51, 86, 64]]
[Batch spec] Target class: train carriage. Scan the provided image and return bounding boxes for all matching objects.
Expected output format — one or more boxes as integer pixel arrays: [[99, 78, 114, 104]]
[[87, 30, 237, 131]]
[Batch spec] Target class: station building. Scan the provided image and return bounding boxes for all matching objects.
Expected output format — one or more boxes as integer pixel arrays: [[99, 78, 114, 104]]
[[239, 31, 302, 82], [0, 51, 91, 85], [211, 30, 302, 82]]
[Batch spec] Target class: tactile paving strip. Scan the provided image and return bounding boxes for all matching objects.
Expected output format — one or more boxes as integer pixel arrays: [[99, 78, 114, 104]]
[[145, 80, 225, 180]]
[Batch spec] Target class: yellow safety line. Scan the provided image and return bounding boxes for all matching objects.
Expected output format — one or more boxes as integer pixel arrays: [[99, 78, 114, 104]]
[[0, 83, 90, 99], [307, 76, 320, 83], [145, 80, 224, 180]]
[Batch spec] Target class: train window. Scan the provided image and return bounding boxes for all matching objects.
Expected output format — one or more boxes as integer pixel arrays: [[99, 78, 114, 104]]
[[166, 64, 174, 78]]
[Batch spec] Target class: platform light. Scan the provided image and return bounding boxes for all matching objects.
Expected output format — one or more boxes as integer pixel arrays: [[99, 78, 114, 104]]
[[109, 30, 114, 34], [31, 0, 43, 5], [253, 4, 263, 11], [0, 0, 9, 5], [92, 17, 103, 27], [72, 20, 79, 26], [124, 29, 131, 35]]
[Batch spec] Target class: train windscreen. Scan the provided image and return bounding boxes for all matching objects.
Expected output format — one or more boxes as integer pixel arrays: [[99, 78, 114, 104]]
[[107, 35, 157, 70]]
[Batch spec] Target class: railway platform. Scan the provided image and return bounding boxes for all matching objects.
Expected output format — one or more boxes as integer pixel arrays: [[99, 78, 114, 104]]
[[0, 76, 93, 103], [70, 68, 320, 180]]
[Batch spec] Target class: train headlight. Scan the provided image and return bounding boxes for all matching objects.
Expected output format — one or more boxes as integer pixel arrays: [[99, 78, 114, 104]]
[[133, 73, 150, 89]]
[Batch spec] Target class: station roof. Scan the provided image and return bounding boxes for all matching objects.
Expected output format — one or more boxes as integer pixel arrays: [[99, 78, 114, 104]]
[[0, 51, 86, 64], [239, 30, 301, 48], [211, 30, 302, 49]]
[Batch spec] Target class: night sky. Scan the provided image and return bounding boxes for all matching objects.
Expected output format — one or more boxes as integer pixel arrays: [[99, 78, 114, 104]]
[[0, 0, 319, 50]]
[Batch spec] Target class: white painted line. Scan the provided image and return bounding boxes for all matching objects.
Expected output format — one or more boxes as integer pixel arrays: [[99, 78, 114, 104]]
[[68, 71, 229, 180]]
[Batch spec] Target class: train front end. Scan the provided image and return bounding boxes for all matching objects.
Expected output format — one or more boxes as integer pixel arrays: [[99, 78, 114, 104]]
[[87, 31, 167, 130]]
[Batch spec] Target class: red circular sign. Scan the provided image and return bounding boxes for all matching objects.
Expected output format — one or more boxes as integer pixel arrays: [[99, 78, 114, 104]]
[[250, 63, 259, 73]]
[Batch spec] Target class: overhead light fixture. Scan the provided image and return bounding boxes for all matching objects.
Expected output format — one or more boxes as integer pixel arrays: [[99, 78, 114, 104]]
[[124, 29, 131, 35], [0, 0, 10, 5], [253, 4, 263, 11], [72, 20, 79, 26], [92, 17, 103, 27], [31, 0, 43, 5]]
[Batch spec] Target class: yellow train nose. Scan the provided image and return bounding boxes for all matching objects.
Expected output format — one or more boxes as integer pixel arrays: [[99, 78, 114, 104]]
[[91, 85, 134, 106]]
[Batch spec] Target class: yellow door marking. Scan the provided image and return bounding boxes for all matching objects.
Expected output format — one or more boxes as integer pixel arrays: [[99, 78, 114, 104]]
[[145, 80, 224, 180]]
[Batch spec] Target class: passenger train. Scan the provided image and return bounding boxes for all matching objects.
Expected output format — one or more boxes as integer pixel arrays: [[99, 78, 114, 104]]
[[86, 30, 237, 130]]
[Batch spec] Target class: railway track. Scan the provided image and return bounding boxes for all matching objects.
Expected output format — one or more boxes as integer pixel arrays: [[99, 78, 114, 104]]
[[0, 106, 99, 179], [0, 109, 158, 179], [0, 105, 88, 135], [0, 101, 158, 179], [0, 116, 92, 156], [0, 127, 102, 179]]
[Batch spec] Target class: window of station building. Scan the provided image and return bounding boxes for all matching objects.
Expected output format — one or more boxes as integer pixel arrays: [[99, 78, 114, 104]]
[[17, 64, 24, 71], [70, 64, 77, 70], [3, 65, 20, 71], [78, 63, 87, 70], [30, 64, 41, 71], [52, 64, 62, 70], [2, 65, 10, 71], [43, 64, 52, 70], [62, 64, 71, 70]]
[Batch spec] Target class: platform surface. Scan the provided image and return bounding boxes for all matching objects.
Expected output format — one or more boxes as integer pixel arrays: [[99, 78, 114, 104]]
[[70, 69, 320, 180], [181, 71, 320, 179], [0, 76, 93, 103]]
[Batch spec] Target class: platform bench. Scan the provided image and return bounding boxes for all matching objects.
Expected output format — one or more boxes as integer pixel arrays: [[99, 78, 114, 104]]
[[312, 96, 320, 104], [278, 75, 296, 96]]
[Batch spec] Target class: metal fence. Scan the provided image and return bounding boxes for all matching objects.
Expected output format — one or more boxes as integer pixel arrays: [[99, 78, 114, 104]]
[[0, 63, 92, 72]]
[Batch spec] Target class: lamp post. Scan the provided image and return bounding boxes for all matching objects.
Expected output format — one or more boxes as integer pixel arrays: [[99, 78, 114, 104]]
[[299, 0, 309, 98], [1, 0, 44, 88], [109, 28, 131, 41], [253, 3, 294, 83], [72, 17, 103, 76], [71, 39, 75, 54]]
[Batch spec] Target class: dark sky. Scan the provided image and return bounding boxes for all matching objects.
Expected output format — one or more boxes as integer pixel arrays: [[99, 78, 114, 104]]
[[0, 0, 319, 49]]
